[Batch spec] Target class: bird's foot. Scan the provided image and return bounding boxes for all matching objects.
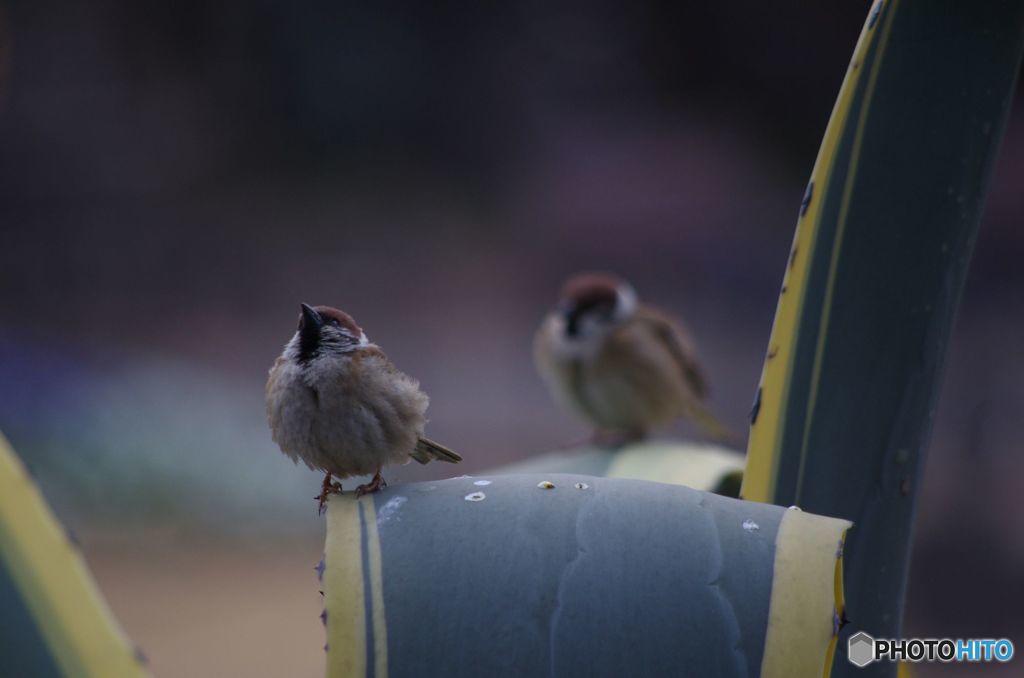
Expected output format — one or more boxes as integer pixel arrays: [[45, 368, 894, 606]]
[[355, 472, 386, 498], [556, 429, 642, 451], [316, 473, 344, 515], [589, 428, 645, 450]]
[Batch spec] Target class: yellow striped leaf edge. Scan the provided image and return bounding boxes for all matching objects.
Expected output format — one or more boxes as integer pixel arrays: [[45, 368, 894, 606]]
[[742, 0, 899, 503], [0, 432, 147, 678]]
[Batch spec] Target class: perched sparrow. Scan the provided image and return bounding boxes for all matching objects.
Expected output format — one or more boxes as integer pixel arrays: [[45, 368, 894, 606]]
[[534, 273, 728, 445], [266, 304, 461, 510]]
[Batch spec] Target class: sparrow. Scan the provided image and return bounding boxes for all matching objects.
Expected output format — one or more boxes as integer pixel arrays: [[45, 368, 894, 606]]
[[266, 304, 461, 511], [534, 273, 728, 445]]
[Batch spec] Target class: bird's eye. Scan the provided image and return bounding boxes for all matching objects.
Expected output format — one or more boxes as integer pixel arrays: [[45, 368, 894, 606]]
[[328, 319, 340, 327]]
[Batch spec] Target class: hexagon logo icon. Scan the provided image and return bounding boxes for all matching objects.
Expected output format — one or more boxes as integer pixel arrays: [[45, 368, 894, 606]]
[[848, 631, 875, 668]]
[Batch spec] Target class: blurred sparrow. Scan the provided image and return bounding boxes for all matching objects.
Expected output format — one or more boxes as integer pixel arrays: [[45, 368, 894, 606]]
[[266, 304, 461, 511], [534, 273, 728, 445]]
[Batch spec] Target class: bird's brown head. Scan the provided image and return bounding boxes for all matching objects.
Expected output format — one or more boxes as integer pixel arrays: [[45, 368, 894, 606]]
[[557, 272, 637, 339], [296, 303, 367, 362]]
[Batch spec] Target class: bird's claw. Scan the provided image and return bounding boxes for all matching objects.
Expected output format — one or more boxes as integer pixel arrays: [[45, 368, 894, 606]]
[[589, 428, 644, 449], [316, 474, 344, 515], [354, 472, 386, 498]]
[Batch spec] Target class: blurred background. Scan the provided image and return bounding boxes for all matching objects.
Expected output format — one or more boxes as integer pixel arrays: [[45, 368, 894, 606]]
[[0, 1, 1021, 676]]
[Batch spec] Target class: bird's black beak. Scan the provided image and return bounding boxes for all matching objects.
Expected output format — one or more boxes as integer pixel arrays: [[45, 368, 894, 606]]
[[299, 303, 323, 340]]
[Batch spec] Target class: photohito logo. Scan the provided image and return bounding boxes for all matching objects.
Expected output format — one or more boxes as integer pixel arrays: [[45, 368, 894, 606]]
[[847, 632, 1014, 667]]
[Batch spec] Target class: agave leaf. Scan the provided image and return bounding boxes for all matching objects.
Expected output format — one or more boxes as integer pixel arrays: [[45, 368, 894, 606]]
[[741, 1, 1024, 675], [322, 476, 849, 677], [0, 432, 147, 677]]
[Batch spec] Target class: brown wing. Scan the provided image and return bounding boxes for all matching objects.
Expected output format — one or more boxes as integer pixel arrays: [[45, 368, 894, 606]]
[[633, 305, 709, 400]]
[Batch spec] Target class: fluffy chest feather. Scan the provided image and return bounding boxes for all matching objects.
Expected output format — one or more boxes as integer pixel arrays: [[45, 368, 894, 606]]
[[265, 348, 429, 477], [535, 315, 694, 430]]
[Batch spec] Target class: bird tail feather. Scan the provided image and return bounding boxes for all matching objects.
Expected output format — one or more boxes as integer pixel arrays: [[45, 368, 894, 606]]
[[410, 437, 462, 465]]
